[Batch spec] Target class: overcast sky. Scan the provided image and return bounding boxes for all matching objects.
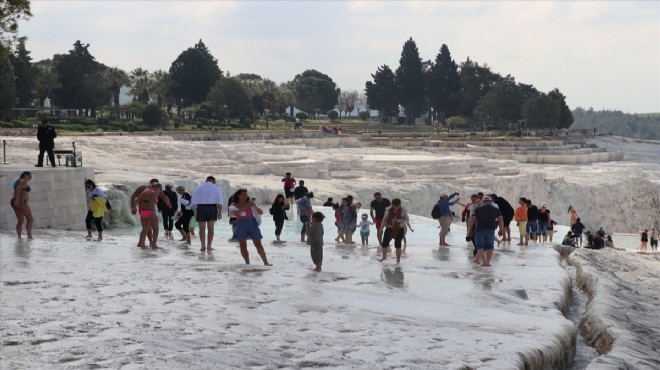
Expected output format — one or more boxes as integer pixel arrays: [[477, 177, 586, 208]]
[[18, 0, 660, 113]]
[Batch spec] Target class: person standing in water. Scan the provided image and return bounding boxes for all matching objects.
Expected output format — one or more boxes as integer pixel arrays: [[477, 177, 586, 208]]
[[136, 182, 171, 248], [191, 176, 224, 252], [84, 179, 108, 241], [281, 172, 296, 205], [306, 211, 325, 272], [270, 194, 289, 242], [10, 171, 33, 239], [229, 189, 272, 266], [174, 185, 194, 244], [378, 198, 409, 264]]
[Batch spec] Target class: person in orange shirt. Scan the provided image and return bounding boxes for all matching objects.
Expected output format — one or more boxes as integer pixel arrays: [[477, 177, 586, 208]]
[[514, 197, 529, 246]]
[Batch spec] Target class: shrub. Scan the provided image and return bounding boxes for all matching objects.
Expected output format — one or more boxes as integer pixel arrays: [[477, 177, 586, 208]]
[[397, 116, 406, 125], [282, 113, 296, 123], [142, 105, 163, 127], [358, 111, 370, 121], [126, 123, 135, 132], [195, 109, 209, 120], [327, 110, 339, 121], [447, 116, 466, 126], [382, 117, 391, 124], [97, 117, 110, 125], [172, 118, 182, 128], [0, 121, 14, 128], [35, 111, 49, 122], [295, 112, 309, 121]]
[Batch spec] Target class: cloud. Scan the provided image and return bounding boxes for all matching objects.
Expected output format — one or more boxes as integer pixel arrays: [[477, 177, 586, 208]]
[[17, 0, 660, 113]]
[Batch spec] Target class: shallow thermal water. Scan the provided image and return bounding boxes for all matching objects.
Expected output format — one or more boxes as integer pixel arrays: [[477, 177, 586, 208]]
[[3, 209, 575, 369]]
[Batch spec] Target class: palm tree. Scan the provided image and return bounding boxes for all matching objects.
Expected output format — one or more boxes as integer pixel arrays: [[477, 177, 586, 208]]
[[105, 66, 130, 106], [150, 69, 171, 108], [129, 67, 151, 103]]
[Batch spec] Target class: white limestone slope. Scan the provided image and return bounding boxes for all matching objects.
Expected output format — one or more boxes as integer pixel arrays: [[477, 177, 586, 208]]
[[568, 249, 660, 369]]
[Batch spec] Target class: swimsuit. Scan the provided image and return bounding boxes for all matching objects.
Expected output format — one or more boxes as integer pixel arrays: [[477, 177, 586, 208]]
[[140, 209, 154, 219]]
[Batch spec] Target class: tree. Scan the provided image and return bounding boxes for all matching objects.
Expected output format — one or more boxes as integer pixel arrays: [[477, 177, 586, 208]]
[[104, 66, 130, 106], [8, 38, 34, 107], [427, 44, 461, 121], [365, 64, 399, 121], [169, 39, 222, 109], [52, 41, 107, 113], [142, 104, 163, 127], [129, 67, 151, 103], [355, 92, 368, 115], [292, 69, 339, 117], [150, 69, 171, 108], [206, 77, 253, 123], [0, 53, 16, 120], [548, 88, 573, 128], [522, 92, 559, 129], [278, 81, 296, 116], [396, 38, 424, 124], [0, 0, 31, 50], [338, 89, 358, 118], [458, 58, 499, 128], [33, 59, 59, 108], [474, 75, 522, 129]]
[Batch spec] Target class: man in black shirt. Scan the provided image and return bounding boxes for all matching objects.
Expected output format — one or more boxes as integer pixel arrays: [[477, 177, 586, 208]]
[[491, 193, 514, 242], [468, 196, 504, 267], [571, 218, 586, 247], [36, 118, 57, 167], [370, 192, 391, 245], [526, 199, 539, 242], [293, 180, 308, 200]]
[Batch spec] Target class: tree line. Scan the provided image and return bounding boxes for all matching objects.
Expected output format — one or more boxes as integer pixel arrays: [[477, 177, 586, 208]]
[[571, 108, 660, 141], [1, 2, 574, 131]]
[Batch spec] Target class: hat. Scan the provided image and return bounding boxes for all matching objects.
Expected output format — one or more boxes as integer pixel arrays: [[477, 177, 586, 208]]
[[361, 213, 369, 218], [165, 184, 173, 189], [541, 202, 548, 207], [176, 185, 185, 191], [483, 195, 493, 201], [439, 193, 448, 198]]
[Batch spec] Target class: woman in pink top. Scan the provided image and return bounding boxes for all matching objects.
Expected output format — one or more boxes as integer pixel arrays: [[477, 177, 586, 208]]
[[229, 189, 272, 266]]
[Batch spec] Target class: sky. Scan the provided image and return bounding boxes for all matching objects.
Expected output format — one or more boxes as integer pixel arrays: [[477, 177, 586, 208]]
[[16, 0, 660, 114]]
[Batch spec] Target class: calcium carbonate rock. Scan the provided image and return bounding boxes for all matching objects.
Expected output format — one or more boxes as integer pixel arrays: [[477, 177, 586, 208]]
[[386, 168, 405, 178]]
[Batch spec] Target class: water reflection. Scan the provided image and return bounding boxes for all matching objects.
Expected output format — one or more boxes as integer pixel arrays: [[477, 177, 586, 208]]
[[14, 239, 32, 265], [433, 247, 451, 262], [381, 266, 405, 289]]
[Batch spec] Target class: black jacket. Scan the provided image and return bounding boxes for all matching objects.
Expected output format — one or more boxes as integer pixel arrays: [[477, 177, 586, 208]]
[[37, 124, 57, 148]]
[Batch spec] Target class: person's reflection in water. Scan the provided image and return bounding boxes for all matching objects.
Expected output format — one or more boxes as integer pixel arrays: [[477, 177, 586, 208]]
[[433, 247, 451, 261], [381, 266, 405, 288], [14, 239, 32, 266]]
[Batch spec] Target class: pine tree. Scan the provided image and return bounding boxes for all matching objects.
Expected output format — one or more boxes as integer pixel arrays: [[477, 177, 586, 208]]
[[428, 44, 461, 121], [0, 51, 17, 120], [365, 65, 399, 121], [169, 40, 222, 109], [8, 39, 34, 107], [395, 38, 424, 124]]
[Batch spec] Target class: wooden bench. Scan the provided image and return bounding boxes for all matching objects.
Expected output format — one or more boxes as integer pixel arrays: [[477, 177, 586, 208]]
[[46, 142, 83, 167]]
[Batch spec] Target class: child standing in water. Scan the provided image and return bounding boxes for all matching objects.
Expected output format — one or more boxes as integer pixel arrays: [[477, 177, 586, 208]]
[[307, 211, 325, 272], [357, 213, 374, 246]]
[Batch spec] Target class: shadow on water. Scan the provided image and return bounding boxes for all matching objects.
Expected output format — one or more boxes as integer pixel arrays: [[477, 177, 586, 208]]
[[553, 245, 600, 370], [381, 266, 405, 289], [14, 240, 32, 265]]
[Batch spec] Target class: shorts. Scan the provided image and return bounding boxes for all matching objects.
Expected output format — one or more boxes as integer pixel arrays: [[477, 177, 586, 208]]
[[537, 221, 548, 235], [360, 231, 370, 237], [196, 205, 218, 222], [474, 229, 496, 251], [439, 216, 451, 237], [374, 217, 383, 230], [651, 238, 658, 247], [285, 188, 294, 198], [526, 220, 538, 234], [232, 217, 263, 241], [517, 221, 527, 237]]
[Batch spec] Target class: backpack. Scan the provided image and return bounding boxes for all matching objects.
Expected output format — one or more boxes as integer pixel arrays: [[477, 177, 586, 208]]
[[431, 203, 441, 219]]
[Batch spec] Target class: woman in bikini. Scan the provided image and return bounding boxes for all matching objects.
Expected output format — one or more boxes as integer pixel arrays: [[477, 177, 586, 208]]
[[137, 183, 170, 248], [10, 171, 33, 240]]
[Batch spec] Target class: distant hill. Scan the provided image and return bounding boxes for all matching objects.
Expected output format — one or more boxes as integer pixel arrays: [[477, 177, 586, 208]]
[[571, 108, 660, 140]]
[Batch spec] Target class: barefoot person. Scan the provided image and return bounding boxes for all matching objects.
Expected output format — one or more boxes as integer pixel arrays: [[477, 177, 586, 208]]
[[270, 194, 289, 241], [136, 183, 170, 248], [229, 189, 272, 266], [468, 196, 504, 267], [174, 185, 194, 244], [370, 192, 391, 245], [84, 179, 108, 241], [10, 171, 33, 239], [306, 211, 325, 272], [130, 178, 160, 246], [191, 176, 224, 252], [378, 198, 409, 264]]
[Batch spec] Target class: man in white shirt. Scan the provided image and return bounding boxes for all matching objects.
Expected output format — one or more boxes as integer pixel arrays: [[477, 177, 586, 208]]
[[191, 176, 224, 252]]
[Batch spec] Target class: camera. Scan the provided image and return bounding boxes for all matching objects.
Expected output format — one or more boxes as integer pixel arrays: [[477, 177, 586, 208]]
[[465, 236, 471, 242]]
